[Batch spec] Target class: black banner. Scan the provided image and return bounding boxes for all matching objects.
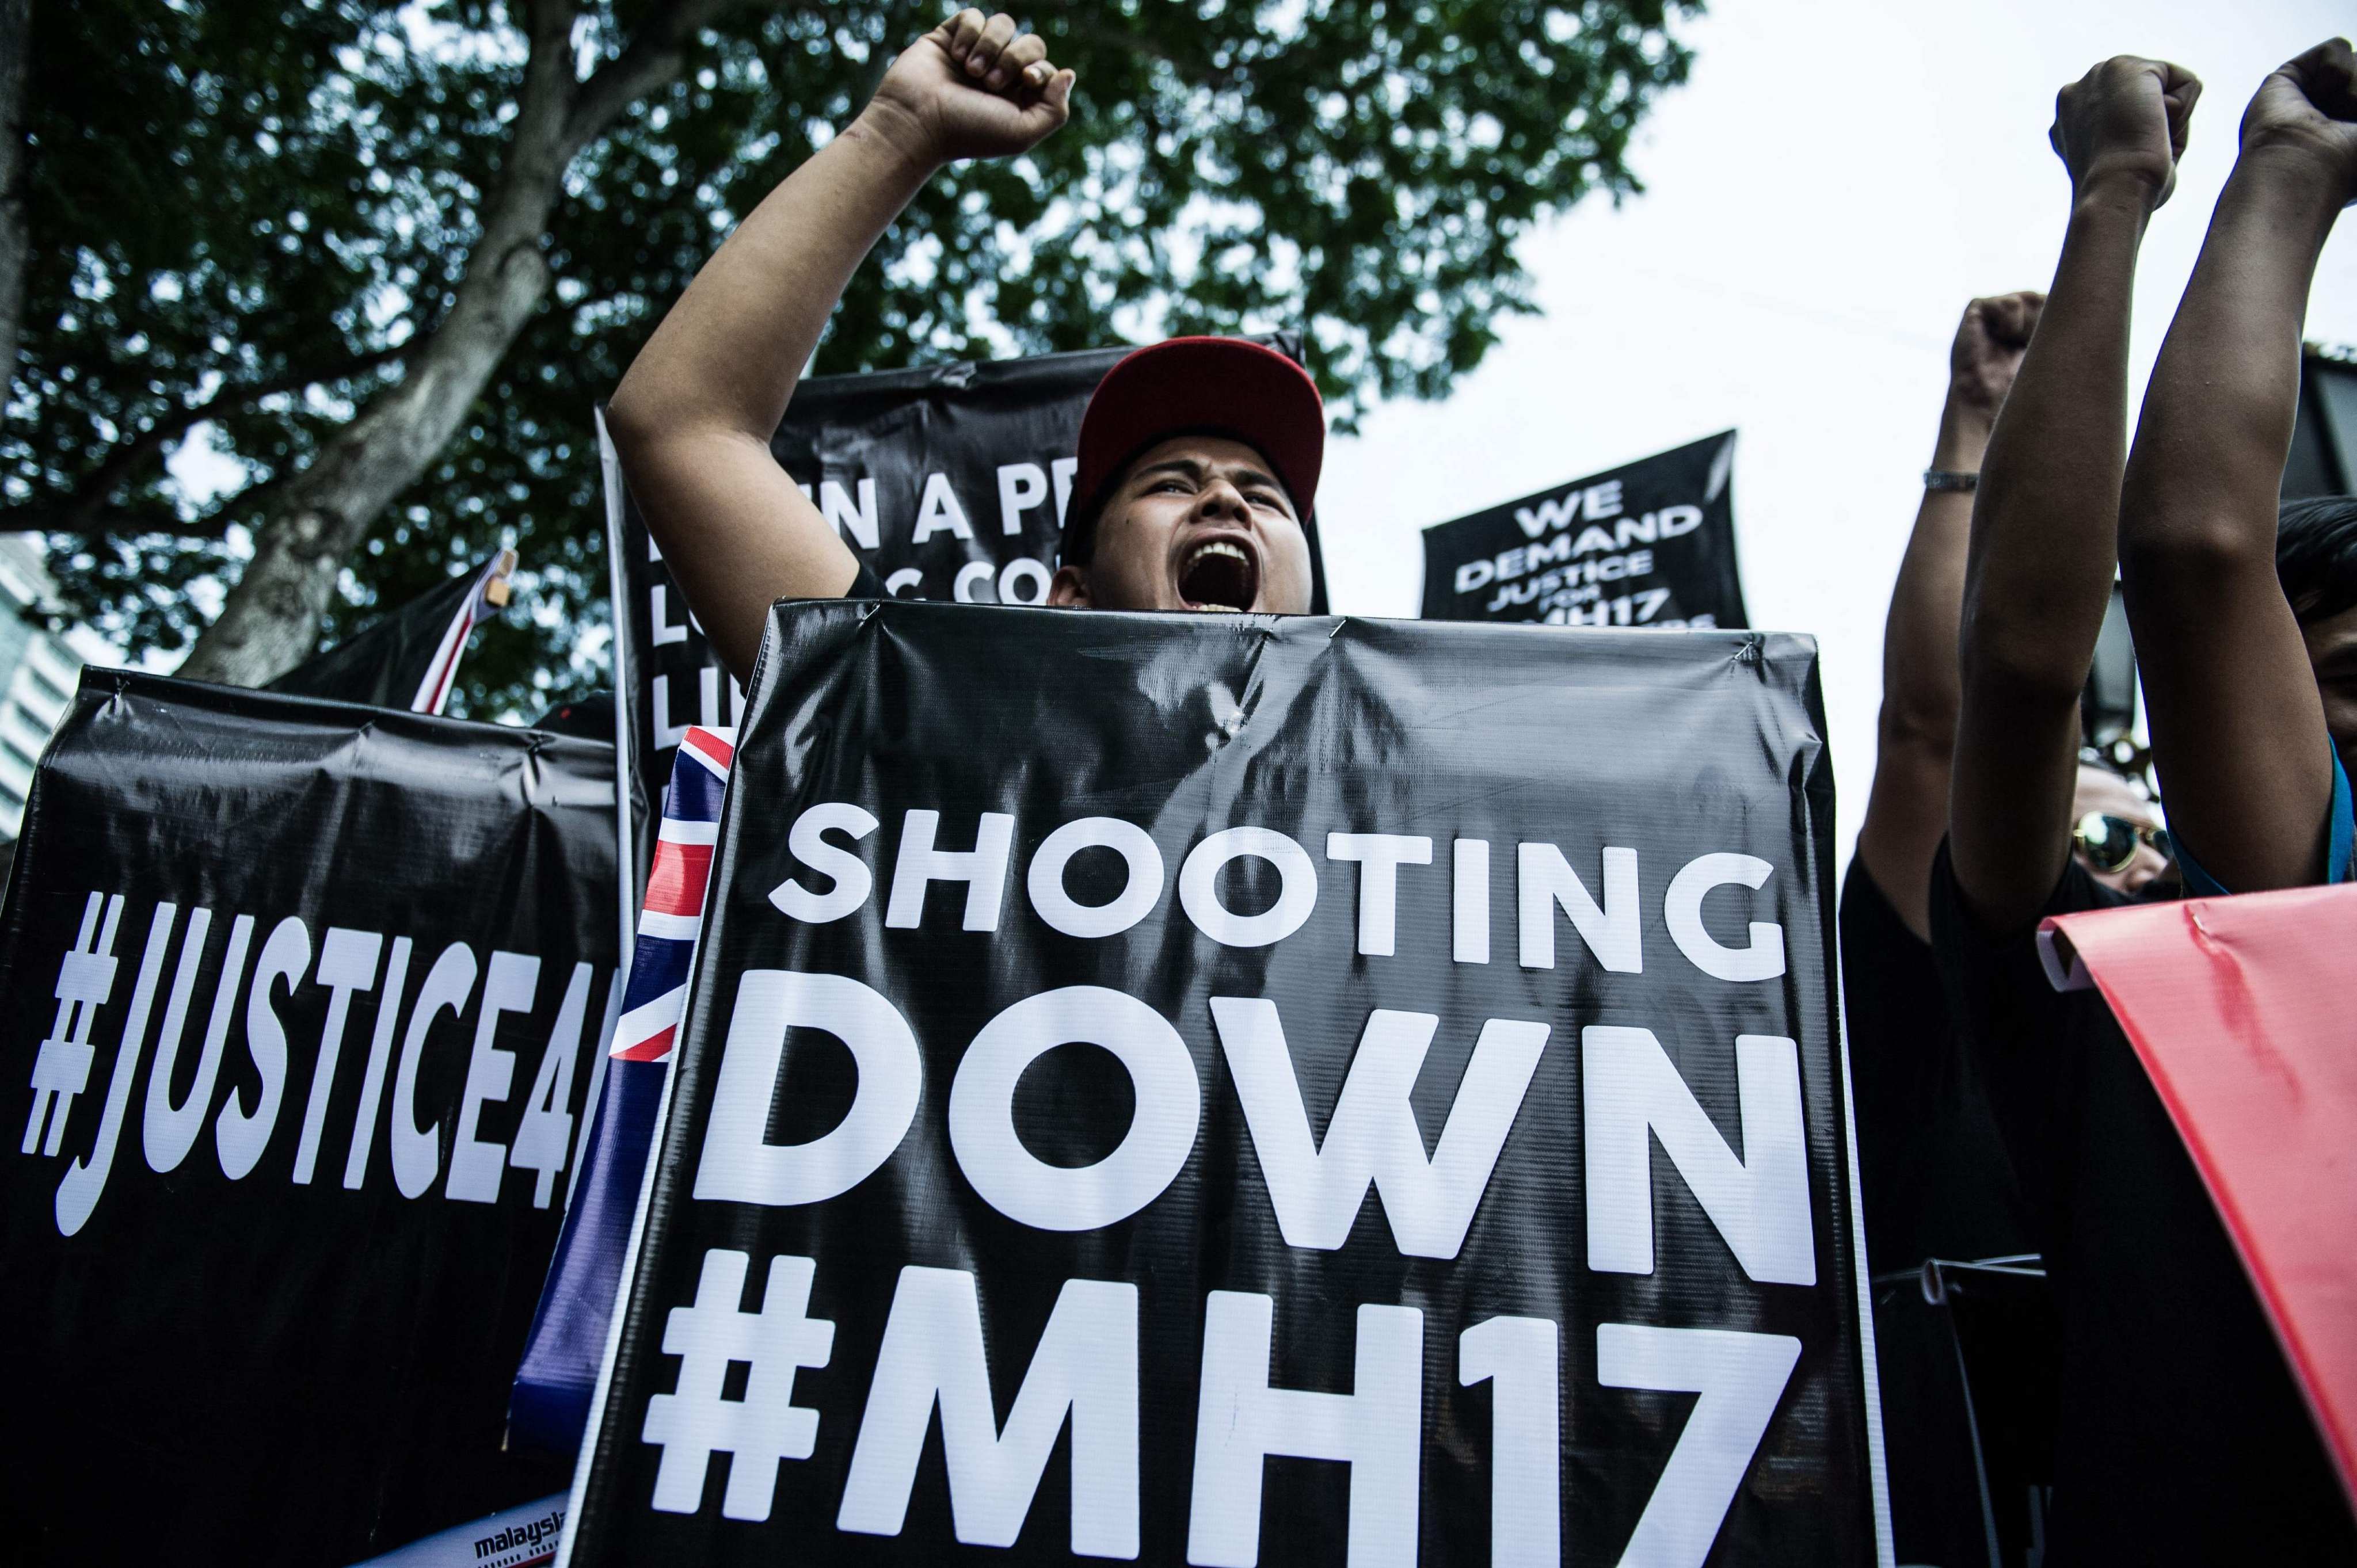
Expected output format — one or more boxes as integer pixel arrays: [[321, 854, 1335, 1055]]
[[0, 672, 620, 1567], [600, 337, 1313, 920], [1419, 431, 1746, 631], [565, 602, 1883, 1566]]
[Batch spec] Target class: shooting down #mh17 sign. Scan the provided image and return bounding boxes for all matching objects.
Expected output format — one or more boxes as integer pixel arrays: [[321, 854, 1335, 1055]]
[[563, 602, 1886, 1567]]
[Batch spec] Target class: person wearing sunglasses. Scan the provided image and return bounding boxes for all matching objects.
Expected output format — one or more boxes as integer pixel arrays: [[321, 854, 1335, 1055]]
[[2066, 754, 2173, 894]]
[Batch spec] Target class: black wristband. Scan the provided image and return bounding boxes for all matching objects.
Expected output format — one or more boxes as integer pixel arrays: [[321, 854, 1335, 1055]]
[[1922, 469, 1979, 492]]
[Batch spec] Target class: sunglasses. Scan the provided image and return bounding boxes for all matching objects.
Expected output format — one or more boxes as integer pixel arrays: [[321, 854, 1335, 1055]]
[[2073, 811, 2171, 874]]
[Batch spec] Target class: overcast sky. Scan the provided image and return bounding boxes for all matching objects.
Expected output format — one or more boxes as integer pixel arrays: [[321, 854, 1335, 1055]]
[[1316, 0, 2357, 867]]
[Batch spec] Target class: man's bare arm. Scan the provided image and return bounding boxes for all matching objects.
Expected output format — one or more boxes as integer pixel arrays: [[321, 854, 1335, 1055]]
[[1951, 57, 2199, 936], [1856, 292, 2040, 938], [605, 10, 1074, 680], [2118, 40, 2357, 892]]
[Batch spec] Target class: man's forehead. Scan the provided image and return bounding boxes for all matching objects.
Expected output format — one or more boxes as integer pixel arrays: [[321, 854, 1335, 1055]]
[[2074, 766, 2156, 822], [1124, 434, 1280, 484]]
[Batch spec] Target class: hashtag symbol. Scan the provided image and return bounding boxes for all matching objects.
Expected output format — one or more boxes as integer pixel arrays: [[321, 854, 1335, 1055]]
[[22, 893, 124, 1158], [642, 1249, 835, 1521]]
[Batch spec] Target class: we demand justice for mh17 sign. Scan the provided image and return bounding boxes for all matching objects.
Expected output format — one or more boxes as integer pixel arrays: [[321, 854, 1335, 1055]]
[[1420, 431, 1746, 632], [565, 604, 1883, 1566]]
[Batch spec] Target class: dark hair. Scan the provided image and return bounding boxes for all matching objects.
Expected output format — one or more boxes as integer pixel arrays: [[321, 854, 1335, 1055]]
[[2277, 496, 2357, 625]]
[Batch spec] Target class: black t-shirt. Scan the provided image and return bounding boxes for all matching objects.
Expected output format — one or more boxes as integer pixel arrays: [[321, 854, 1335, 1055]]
[[848, 560, 888, 598], [1929, 842, 2356, 1562], [1839, 857, 2029, 1268]]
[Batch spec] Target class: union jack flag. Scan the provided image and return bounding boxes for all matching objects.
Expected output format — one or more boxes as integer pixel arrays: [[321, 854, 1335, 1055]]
[[611, 724, 733, 1062], [509, 724, 733, 1452]]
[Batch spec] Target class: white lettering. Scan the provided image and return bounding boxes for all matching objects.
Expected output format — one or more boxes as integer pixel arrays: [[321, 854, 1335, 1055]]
[[292, 927, 382, 1186], [391, 940, 477, 1200], [1517, 843, 1640, 973], [1026, 817, 1164, 938], [839, 1269, 1138, 1556], [770, 803, 879, 923], [510, 960, 593, 1208], [1210, 998, 1548, 1259], [447, 949, 540, 1203], [949, 986, 1200, 1231], [886, 810, 1014, 932], [1325, 833, 1432, 957], [1179, 827, 1318, 948], [1459, 1316, 1560, 1568], [997, 461, 1050, 536], [343, 936, 413, 1189], [1665, 853, 1786, 982], [1583, 1027, 1813, 1284], [216, 915, 309, 1180], [143, 910, 249, 1175], [822, 477, 880, 550], [1597, 1324, 1802, 1568], [1187, 1292, 1422, 1568], [912, 472, 974, 542], [999, 556, 1052, 605], [694, 970, 922, 1207], [1453, 839, 1491, 964]]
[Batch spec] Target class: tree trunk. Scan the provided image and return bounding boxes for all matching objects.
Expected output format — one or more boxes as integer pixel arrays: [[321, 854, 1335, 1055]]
[[0, 0, 33, 399], [176, 4, 580, 688]]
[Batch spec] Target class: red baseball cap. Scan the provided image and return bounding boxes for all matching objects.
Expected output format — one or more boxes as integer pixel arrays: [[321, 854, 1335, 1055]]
[[1064, 337, 1326, 564]]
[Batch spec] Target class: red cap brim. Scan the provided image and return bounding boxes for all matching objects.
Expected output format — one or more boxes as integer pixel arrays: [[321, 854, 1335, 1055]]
[[1067, 337, 1325, 558]]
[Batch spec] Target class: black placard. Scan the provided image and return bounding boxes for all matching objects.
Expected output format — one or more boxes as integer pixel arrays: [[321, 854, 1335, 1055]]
[[1419, 431, 1746, 631], [564, 602, 1883, 1566], [0, 672, 620, 1567]]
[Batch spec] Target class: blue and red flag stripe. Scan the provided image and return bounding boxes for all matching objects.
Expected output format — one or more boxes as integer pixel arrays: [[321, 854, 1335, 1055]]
[[610, 726, 732, 1062], [508, 725, 734, 1453]]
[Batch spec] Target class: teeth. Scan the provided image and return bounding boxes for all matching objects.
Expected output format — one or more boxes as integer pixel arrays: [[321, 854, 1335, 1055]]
[[1187, 540, 1248, 567]]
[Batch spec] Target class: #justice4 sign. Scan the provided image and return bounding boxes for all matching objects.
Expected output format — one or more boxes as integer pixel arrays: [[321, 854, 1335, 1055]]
[[0, 672, 620, 1567], [565, 604, 1885, 1566]]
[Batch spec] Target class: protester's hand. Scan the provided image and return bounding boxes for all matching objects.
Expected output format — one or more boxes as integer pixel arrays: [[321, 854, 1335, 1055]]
[[2240, 39, 2357, 206], [863, 10, 1075, 168], [2050, 56, 2201, 209], [1948, 291, 2043, 416]]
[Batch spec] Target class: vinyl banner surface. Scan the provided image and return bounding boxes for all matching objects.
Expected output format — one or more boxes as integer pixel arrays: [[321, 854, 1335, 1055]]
[[0, 671, 621, 1567], [565, 602, 1881, 1566], [1419, 430, 1746, 631]]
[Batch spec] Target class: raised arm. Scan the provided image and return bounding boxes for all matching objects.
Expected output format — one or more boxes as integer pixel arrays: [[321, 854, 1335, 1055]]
[[604, 10, 1074, 680], [1856, 292, 2040, 937], [1950, 58, 2199, 934], [2116, 40, 2357, 892]]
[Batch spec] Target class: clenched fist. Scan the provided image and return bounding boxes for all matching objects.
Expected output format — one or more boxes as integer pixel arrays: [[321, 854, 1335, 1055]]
[[861, 10, 1076, 169], [1949, 291, 2043, 416], [2240, 38, 2357, 207], [2050, 55, 2202, 209]]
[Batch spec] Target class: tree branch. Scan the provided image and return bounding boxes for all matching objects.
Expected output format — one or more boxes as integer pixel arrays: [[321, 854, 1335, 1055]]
[[33, 345, 410, 537], [561, 0, 741, 161]]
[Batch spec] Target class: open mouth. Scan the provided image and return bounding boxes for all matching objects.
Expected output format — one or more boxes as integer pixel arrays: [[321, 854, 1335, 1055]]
[[1178, 538, 1259, 611]]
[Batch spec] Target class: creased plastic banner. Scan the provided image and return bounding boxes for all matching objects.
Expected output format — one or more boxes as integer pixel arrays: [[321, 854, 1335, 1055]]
[[0, 671, 620, 1567], [563, 603, 1884, 1566], [2043, 883, 2357, 1512], [1419, 430, 1746, 632]]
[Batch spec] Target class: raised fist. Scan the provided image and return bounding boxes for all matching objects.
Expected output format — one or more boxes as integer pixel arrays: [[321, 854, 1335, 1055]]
[[865, 10, 1075, 167], [2241, 38, 2357, 207], [1949, 291, 2043, 415], [2050, 56, 2202, 208]]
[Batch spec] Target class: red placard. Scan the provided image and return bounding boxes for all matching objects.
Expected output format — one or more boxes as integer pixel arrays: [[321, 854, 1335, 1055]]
[[2042, 883, 2357, 1509]]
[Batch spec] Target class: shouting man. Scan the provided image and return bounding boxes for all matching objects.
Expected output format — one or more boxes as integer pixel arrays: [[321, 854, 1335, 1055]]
[[606, 9, 1323, 682]]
